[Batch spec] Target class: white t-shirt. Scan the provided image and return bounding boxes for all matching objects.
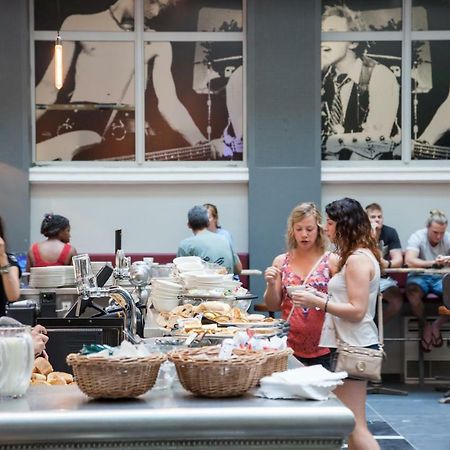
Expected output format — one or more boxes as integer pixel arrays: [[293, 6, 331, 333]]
[[406, 228, 450, 261]]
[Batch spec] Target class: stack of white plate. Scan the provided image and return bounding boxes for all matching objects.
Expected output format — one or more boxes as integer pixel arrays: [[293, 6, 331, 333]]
[[150, 279, 183, 312], [29, 266, 74, 288], [173, 256, 204, 273]]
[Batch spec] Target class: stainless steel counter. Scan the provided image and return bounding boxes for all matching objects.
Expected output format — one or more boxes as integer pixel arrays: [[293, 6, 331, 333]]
[[0, 384, 354, 449]]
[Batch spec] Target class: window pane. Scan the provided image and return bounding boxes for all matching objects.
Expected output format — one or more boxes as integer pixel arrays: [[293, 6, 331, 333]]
[[35, 41, 135, 162], [34, 0, 134, 31], [412, 0, 450, 31], [321, 41, 401, 161], [322, 1, 402, 31], [144, 41, 243, 162], [412, 41, 450, 160], [144, 0, 243, 32]]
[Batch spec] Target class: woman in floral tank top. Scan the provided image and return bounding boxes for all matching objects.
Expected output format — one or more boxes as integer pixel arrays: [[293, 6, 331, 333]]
[[263, 202, 337, 369]]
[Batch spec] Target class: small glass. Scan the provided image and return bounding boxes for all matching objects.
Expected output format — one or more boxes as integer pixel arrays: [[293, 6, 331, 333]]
[[0, 327, 34, 397]]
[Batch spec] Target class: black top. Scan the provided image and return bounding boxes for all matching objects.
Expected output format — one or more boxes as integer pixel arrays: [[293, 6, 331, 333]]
[[379, 225, 402, 259], [0, 253, 21, 317]]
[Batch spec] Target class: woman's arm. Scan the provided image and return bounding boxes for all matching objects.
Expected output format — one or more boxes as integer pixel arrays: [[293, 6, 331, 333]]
[[263, 254, 284, 312], [0, 240, 20, 302], [293, 253, 372, 322]]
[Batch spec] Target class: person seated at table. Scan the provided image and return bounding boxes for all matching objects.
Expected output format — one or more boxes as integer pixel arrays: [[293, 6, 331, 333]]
[[177, 205, 242, 275], [27, 213, 77, 269], [405, 209, 450, 352], [0, 216, 21, 317], [366, 203, 404, 323], [263, 202, 337, 369]]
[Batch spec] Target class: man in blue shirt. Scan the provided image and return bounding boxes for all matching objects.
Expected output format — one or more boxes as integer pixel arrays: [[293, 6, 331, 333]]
[[177, 206, 242, 275]]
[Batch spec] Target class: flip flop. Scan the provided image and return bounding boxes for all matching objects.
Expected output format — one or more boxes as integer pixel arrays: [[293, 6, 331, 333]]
[[432, 331, 443, 348], [420, 336, 433, 353]]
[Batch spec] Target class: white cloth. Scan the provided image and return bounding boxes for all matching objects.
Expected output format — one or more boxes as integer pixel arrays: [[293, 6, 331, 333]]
[[254, 365, 346, 401], [406, 228, 450, 260], [320, 249, 380, 348]]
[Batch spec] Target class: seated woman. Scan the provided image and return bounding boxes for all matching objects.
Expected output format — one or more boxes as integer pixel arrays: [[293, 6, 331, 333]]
[[0, 216, 21, 317], [27, 214, 77, 268], [263, 202, 337, 369]]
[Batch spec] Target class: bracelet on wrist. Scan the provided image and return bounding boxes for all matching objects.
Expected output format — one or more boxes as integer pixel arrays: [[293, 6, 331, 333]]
[[324, 295, 330, 313], [387, 260, 392, 269], [0, 264, 11, 274]]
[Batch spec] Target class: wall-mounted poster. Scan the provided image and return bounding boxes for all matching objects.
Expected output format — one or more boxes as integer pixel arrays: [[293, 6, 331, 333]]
[[412, 41, 450, 160], [34, 0, 243, 162], [321, 2, 402, 160]]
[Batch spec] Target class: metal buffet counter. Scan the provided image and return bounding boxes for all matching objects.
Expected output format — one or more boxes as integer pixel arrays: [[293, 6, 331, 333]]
[[0, 384, 354, 450]]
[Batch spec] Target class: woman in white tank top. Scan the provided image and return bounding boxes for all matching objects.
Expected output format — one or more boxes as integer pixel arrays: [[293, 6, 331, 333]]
[[292, 198, 381, 450]]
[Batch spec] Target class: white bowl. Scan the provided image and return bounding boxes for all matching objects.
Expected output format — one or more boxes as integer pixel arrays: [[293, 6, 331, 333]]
[[286, 285, 306, 296], [151, 295, 181, 313]]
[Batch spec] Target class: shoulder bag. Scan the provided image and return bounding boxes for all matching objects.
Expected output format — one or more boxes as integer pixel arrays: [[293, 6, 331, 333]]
[[333, 293, 385, 382]]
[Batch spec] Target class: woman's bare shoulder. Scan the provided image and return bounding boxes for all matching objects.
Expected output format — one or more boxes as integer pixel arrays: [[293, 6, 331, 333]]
[[272, 253, 287, 268]]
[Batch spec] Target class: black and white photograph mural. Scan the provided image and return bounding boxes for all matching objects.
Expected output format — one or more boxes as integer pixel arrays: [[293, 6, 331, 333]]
[[34, 0, 243, 162], [321, 0, 450, 161], [321, 2, 402, 161]]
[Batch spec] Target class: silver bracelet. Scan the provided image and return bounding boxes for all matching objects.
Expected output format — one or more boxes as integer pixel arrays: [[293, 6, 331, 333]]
[[324, 295, 330, 313], [0, 264, 11, 274]]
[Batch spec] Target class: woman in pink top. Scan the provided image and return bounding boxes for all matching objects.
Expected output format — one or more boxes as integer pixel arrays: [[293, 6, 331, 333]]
[[263, 202, 337, 369], [27, 214, 77, 269]]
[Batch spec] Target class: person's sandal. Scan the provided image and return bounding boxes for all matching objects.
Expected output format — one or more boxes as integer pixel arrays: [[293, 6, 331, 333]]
[[420, 336, 432, 353], [431, 331, 443, 348]]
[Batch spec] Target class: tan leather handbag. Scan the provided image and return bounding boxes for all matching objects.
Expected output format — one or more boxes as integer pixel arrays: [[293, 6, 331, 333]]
[[333, 293, 385, 382]]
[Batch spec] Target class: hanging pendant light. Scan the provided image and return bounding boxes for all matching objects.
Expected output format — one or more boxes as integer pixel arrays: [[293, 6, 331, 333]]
[[54, 31, 63, 90]]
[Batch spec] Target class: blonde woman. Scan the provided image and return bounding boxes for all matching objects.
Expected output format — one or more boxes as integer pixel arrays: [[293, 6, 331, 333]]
[[263, 202, 336, 368]]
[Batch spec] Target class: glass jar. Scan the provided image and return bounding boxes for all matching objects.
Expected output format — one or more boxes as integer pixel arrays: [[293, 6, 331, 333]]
[[0, 326, 34, 397]]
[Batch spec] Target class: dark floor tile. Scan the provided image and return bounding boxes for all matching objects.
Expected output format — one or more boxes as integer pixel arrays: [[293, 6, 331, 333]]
[[368, 420, 400, 436], [377, 438, 416, 450]]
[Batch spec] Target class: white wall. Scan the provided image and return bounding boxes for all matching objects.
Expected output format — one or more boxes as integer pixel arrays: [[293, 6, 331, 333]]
[[322, 182, 450, 248], [30, 183, 248, 255]]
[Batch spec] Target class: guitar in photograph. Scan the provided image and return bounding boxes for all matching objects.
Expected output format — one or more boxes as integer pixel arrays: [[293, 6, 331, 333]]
[[412, 141, 450, 160], [322, 132, 401, 160]]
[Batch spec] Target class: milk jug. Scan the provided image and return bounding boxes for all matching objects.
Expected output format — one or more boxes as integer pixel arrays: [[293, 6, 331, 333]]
[[0, 326, 34, 397]]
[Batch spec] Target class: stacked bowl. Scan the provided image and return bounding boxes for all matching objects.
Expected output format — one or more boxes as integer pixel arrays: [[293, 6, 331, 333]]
[[150, 279, 183, 312]]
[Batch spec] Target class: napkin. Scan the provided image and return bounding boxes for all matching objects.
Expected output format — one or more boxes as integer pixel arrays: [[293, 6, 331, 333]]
[[254, 365, 347, 401]]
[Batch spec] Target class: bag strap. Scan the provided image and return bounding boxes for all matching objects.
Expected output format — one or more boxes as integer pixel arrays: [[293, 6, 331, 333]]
[[377, 291, 384, 347]]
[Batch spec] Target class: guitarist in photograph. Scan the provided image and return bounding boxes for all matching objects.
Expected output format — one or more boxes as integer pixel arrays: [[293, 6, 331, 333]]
[[321, 4, 400, 161], [415, 85, 450, 159], [35, 0, 211, 162]]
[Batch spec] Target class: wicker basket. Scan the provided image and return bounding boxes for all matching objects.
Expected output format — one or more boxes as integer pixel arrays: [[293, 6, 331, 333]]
[[66, 353, 166, 399], [168, 346, 267, 398], [259, 347, 294, 379]]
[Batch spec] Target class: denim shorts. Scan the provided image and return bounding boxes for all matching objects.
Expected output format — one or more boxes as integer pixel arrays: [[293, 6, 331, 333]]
[[406, 274, 442, 296], [295, 353, 332, 371]]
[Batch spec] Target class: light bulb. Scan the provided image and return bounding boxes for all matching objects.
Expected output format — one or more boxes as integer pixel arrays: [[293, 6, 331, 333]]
[[54, 33, 63, 90]]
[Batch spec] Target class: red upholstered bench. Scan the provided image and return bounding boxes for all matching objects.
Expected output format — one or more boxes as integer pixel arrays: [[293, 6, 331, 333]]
[[89, 253, 250, 289]]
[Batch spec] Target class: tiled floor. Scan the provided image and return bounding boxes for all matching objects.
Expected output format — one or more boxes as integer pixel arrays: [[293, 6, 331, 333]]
[[365, 383, 450, 450]]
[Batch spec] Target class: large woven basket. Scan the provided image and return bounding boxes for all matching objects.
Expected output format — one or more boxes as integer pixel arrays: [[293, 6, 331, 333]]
[[259, 347, 294, 379], [168, 346, 267, 398], [66, 353, 166, 399]]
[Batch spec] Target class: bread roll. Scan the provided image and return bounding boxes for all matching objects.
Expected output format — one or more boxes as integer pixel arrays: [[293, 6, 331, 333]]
[[31, 373, 47, 382], [48, 371, 74, 384], [46, 373, 67, 385], [34, 356, 53, 376], [197, 301, 231, 314], [31, 379, 51, 386]]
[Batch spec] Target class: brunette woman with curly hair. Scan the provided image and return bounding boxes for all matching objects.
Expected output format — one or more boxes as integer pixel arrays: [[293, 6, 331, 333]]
[[294, 198, 381, 450]]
